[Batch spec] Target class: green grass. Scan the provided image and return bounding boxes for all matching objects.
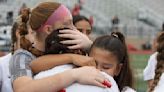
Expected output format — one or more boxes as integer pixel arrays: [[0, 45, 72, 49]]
[[130, 53, 150, 92]]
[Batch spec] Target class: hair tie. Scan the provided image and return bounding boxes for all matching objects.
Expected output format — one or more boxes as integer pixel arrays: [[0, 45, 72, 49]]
[[112, 33, 118, 38]]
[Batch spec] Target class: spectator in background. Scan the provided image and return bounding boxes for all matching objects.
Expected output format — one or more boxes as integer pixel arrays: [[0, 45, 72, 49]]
[[72, 4, 81, 16], [73, 15, 92, 36], [111, 15, 120, 32], [6, 11, 13, 25], [78, 0, 85, 9], [142, 41, 152, 50]]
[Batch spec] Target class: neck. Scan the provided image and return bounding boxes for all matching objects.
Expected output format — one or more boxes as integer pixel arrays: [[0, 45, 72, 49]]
[[33, 39, 45, 52]]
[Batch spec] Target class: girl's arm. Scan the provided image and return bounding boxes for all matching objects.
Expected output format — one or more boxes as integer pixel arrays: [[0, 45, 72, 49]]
[[30, 54, 96, 74], [13, 66, 106, 92]]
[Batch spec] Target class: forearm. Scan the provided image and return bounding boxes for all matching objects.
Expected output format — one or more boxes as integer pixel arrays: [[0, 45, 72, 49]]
[[14, 69, 77, 92], [31, 54, 73, 74]]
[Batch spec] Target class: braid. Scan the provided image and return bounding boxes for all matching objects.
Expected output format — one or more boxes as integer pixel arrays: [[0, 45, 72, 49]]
[[149, 33, 164, 92], [11, 43, 15, 54], [19, 8, 43, 57], [149, 52, 164, 92], [11, 22, 19, 54]]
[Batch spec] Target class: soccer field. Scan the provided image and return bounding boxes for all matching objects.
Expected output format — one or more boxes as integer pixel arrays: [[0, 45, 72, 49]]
[[130, 52, 151, 92]]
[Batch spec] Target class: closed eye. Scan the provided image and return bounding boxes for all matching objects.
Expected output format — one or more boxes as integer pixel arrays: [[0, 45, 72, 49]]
[[102, 64, 113, 69]]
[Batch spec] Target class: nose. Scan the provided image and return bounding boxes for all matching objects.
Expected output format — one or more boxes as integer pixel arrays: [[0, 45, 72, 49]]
[[83, 29, 87, 35]]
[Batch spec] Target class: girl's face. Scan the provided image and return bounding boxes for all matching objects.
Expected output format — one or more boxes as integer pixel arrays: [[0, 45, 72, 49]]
[[89, 47, 122, 77], [75, 20, 91, 36]]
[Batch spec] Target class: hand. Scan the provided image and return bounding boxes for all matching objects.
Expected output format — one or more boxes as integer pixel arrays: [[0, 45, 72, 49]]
[[58, 29, 93, 50], [69, 54, 96, 67], [72, 66, 110, 88]]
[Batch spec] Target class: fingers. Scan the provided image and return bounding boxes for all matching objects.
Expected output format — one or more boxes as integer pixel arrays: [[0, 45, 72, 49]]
[[58, 34, 78, 39], [95, 70, 112, 88], [95, 76, 111, 88], [67, 44, 82, 49], [60, 39, 80, 45], [95, 76, 104, 84], [59, 29, 78, 34], [102, 80, 112, 88], [93, 80, 107, 88]]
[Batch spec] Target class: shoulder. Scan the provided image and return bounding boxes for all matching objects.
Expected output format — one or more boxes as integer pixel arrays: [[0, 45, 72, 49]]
[[147, 52, 158, 65], [143, 52, 158, 80], [13, 49, 36, 59]]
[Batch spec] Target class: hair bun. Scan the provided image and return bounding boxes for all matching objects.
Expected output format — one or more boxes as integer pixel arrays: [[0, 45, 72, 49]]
[[21, 8, 30, 23]]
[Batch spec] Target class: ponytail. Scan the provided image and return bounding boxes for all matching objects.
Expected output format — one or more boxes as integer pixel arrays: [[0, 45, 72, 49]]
[[111, 32, 134, 90], [11, 22, 19, 54]]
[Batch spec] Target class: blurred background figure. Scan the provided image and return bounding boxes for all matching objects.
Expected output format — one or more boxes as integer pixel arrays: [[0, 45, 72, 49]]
[[73, 15, 92, 36], [6, 11, 13, 25], [111, 15, 120, 32]]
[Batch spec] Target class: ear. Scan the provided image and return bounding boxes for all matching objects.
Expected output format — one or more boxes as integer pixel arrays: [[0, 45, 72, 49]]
[[114, 64, 123, 76], [43, 25, 53, 35]]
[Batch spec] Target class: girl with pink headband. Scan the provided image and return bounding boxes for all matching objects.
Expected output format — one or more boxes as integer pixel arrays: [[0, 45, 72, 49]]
[[9, 2, 107, 92]]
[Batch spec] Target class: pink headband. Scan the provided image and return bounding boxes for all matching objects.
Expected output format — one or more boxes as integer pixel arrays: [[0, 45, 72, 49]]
[[37, 4, 72, 31]]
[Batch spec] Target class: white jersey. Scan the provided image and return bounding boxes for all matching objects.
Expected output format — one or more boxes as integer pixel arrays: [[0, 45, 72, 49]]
[[0, 53, 13, 92], [35, 64, 120, 92], [143, 52, 158, 81]]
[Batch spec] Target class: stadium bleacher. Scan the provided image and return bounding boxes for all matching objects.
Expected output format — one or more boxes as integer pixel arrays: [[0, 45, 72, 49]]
[[0, 0, 164, 49]]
